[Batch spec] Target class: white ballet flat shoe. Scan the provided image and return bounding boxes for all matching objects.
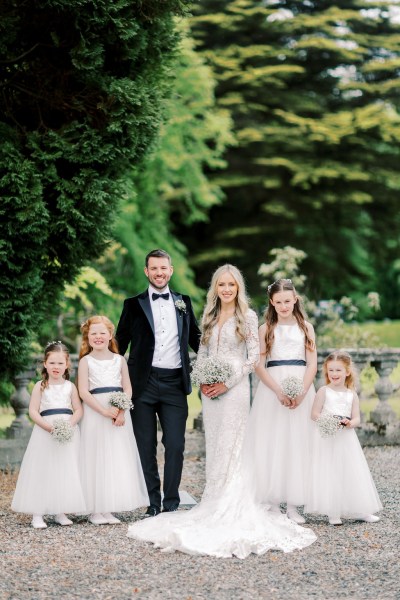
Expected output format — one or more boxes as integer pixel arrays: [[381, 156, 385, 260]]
[[328, 517, 343, 526], [102, 512, 121, 524], [54, 513, 73, 526], [287, 509, 306, 524], [88, 513, 108, 525], [32, 515, 47, 529], [358, 514, 380, 523]]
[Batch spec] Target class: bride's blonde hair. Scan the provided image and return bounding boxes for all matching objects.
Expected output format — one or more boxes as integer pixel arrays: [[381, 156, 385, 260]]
[[201, 264, 250, 345]]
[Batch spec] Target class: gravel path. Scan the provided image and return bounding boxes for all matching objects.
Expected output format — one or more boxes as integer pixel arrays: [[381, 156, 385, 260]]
[[1, 431, 399, 600]]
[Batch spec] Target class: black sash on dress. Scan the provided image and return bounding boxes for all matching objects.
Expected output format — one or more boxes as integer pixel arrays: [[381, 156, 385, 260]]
[[40, 408, 73, 416], [267, 359, 306, 367], [89, 386, 123, 394]]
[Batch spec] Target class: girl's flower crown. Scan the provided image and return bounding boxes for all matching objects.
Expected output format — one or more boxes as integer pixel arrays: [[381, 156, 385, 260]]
[[45, 340, 63, 350], [267, 278, 292, 292]]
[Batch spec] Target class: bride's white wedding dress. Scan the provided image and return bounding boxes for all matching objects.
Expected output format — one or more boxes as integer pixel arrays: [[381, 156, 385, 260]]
[[127, 310, 316, 558]]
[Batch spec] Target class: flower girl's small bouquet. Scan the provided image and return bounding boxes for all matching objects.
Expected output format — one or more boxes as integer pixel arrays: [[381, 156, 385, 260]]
[[281, 376, 304, 400], [109, 391, 133, 411], [190, 356, 234, 399], [316, 413, 345, 438], [51, 418, 74, 444]]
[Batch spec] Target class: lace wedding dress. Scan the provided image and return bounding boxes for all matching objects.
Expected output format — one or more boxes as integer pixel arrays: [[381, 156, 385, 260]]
[[127, 310, 316, 558]]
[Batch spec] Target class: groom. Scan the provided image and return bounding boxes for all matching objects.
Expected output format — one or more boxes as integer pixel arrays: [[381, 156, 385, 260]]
[[116, 249, 201, 516]]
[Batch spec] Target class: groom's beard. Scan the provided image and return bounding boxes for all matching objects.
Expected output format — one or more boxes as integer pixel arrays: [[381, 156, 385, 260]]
[[147, 275, 171, 291]]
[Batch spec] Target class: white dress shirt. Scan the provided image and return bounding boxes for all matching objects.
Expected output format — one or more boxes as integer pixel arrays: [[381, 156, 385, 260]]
[[149, 285, 182, 369]]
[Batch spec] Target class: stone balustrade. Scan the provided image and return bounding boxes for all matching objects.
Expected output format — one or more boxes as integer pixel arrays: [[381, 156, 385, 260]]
[[192, 348, 400, 445], [1, 348, 399, 468]]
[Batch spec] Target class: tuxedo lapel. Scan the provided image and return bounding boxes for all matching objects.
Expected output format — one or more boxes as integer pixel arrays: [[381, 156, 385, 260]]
[[171, 291, 183, 341], [138, 291, 155, 335]]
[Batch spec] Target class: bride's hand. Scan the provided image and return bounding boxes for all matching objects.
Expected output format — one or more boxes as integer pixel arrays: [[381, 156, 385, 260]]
[[206, 383, 228, 398], [200, 384, 213, 397]]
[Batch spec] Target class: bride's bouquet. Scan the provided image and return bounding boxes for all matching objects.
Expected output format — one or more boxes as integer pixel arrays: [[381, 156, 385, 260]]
[[280, 375, 304, 400], [51, 418, 74, 444], [109, 391, 133, 411], [316, 413, 345, 438], [190, 356, 233, 399]]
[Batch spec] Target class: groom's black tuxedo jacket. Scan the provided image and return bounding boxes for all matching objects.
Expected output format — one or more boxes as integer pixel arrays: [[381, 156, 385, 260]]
[[115, 290, 201, 399]]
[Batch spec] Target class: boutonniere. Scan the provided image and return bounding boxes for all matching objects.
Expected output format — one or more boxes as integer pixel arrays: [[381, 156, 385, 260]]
[[174, 299, 187, 314]]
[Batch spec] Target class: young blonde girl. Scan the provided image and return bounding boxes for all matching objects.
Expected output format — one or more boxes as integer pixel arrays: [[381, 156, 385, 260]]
[[78, 315, 149, 525], [305, 350, 382, 525], [12, 342, 86, 528], [244, 279, 317, 524]]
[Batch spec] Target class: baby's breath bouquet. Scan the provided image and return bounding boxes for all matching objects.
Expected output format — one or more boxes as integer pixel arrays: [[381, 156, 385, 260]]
[[51, 418, 74, 444], [281, 376, 304, 400], [191, 356, 233, 399], [316, 413, 344, 438], [109, 391, 133, 411]]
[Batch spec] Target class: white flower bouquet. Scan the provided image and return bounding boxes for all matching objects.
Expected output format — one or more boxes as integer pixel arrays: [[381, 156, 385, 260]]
[[190, 356, 233, 398], [51, 418, 74, 444], [281, 375, 304, 399], [316, 413, 345, 438], [109, 391, 133, 411]]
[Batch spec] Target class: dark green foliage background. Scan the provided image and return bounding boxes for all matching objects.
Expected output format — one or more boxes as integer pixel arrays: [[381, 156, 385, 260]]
[[181, 0, 400, 312], [0, 0, 187, 378]]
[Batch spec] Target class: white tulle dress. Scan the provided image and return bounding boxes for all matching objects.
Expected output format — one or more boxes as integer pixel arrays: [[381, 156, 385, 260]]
[[127, 310, 316, 558], [243, 324, 315, 507], [80, 354, 149, 513], [305, 387, 383, 519], [12, 380, 87, 516]]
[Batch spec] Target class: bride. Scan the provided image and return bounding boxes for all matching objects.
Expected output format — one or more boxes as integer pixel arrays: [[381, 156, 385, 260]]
[[127, 265, 316, 558]]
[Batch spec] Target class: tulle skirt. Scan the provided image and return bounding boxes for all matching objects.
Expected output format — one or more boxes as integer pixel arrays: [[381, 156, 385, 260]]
[[243, 365, 315, 506], [127, 469, 316, 559], [305, 424, 382, 518], [80, 394, 149, 513], [12, 414, 86, 515]]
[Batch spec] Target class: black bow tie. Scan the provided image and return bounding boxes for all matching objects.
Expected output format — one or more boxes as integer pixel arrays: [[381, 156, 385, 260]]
[[152, 292, 170, 301]]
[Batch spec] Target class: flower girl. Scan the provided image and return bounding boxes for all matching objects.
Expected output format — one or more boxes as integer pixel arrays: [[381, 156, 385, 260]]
[[244, 279, 317, 524], [78, 315, 148, 525], [305, 350, 382, 525], [12, 342, 86, 528]]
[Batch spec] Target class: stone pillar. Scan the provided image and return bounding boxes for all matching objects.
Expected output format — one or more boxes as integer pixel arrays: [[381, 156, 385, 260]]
[[370, 351, 400, 431], [350, 349, 373, 424], [315, 352, 327, 390], [193, 410, 204, 432], [6, 369, 36, 440]]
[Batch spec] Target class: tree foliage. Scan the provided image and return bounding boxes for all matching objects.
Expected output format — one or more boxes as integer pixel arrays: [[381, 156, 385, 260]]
[[98, 31, 234, 313], [0, 0, 188, 378], [183, 0, 400, 314], [33, 29, 234, 349], [259, 246, 380, 348]]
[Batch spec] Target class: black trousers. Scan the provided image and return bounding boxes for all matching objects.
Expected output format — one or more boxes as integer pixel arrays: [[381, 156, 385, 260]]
[[132, 367, 188, 510]]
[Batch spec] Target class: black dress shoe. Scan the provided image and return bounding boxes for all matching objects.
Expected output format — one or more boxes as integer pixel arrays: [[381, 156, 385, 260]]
[[144, 505, 161, 518], [162, 505, 179, 513]]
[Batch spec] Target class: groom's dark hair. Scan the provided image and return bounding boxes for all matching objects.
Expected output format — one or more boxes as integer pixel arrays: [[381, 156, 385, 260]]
[[145, 248, 171, 267]]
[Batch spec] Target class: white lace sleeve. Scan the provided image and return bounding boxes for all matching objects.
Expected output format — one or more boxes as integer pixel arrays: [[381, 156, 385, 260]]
[[225, 310, 260, 389], [197, 341, 208, 360]]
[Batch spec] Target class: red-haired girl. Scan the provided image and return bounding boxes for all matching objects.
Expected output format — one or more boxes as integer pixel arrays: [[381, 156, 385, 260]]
[[78, 316, 148, 525]]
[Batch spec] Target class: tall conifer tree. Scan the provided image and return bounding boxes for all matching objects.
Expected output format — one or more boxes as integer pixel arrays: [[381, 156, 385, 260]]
[[0, 0, 188, 378]]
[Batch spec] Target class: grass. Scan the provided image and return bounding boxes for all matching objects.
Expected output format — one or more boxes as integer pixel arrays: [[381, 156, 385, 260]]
[[348, 319, 400, 347], [188, 388, 202, 429], [0, 410, 14, 437]]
